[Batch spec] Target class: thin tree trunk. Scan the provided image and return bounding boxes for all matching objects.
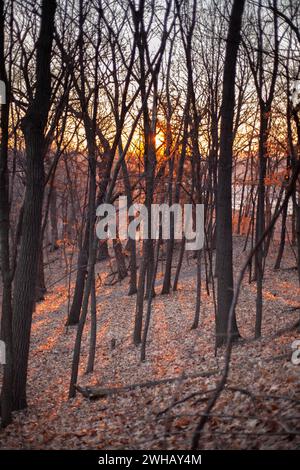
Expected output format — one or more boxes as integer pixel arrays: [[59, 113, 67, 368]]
[[86, 269, 96, 374], [49, 185, 59, 251], [141, 238, 160, 362], [191, 250, 202, 330], [255, 111, 268, 338], [274, 202, 287, 269], [113, 238, 127, 281], [66, 220, 89, 326], [173, 236, 185, 292], [120, 147, 137, 295]]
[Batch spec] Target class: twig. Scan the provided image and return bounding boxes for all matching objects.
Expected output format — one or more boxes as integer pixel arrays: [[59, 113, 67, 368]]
[[75, 369, 219, 399]]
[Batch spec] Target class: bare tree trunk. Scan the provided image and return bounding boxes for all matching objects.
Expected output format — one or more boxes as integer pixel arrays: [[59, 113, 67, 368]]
[[66, 220, 89, 326], [191, 250, 202, 330], [161, 115, 187, 294], [134, 241, 147, 345], [11, 0, 56, 410], [86, 269, 96, 374], [120, 147, 137, 295], [255, 111, 268, 338], [69, 150, 97, 398], [274, 202, 287, 269], [173, 236, 185, 292], [141, 238, 160, 362], [0, 0, 13, 427], [160, 39, 175, 295], [113, 238, 127, 281], [292, 111, 300, 284], [215, 0, 245, 348], [35, 247, 46, 302], [254, 0, 279, 338], [49, 185, 59, 251], [98, 239, 109, 261], [133, 4, 157, 344]]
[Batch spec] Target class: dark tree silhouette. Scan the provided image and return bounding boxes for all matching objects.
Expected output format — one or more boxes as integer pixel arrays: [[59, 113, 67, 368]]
[[215, 0, 245, 348], [11, 0, 57, 410]]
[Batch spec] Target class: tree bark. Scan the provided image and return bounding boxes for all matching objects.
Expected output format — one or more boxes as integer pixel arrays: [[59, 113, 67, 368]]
[[11, 0, 56, 410], [215, 0, 245, 348], [0, 0, 13, 427], [66, 220, 89, 326]]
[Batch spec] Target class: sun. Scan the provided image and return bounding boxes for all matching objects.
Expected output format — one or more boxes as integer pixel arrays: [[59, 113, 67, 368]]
[[155, 131, 164, 148]]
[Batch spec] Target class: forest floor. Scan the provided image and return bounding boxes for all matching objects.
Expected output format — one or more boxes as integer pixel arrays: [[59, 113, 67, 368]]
[[0, 236, 299, 450]]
